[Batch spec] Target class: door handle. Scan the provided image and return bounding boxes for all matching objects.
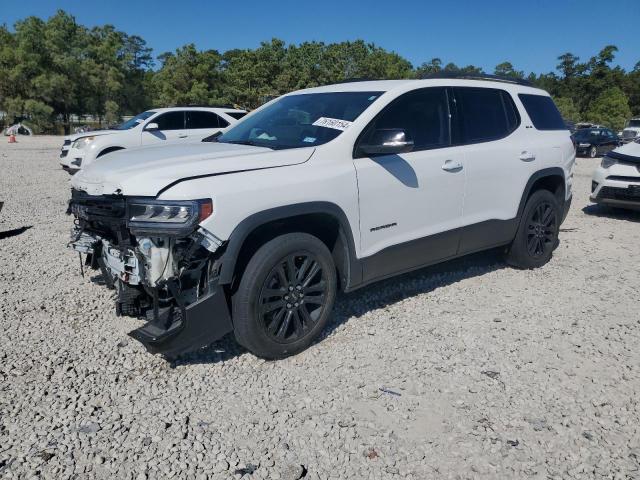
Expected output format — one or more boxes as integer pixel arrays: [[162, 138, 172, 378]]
[[442, 159, 463, 172], [519, 151, 536, 162]]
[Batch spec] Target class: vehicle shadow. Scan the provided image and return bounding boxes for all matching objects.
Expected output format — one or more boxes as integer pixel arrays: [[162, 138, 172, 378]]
[[582, 204, 640, 223], [175, 248, 506, 367], [0, 225, 32, 240]]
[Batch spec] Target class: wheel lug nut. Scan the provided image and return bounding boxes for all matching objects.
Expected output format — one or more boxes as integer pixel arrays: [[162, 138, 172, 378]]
[[289, 286, 294, 291], [286, 303, 292, 308], [284, 295, 289, 300], [296, 285, 302, 290], [294, 302, 299, 307]]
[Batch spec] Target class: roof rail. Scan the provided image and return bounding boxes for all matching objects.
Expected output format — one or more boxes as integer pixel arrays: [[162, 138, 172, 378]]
[[419, 72, 533, 87], [326, 77, 378, 85], [166, 104, 241, 109]]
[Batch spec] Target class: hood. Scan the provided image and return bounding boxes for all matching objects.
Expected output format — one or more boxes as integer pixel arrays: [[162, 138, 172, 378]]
[[71, 142, 315, 196], [608, 140, 640, 164], [68, 129, 118, 142]]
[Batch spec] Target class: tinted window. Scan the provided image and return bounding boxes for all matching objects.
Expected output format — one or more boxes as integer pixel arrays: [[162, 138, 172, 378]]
[[154, 111, 185, 130], [186, 111, 224, 129], [361, 87, 450, 152], [518, 94, 567, 131], [455, 87, 519, 143], [226, 111, 247, 120]]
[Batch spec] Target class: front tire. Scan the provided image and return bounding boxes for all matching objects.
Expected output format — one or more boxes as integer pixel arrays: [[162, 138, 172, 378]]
[[232, 233, 337, 359], [589, 145, 598, 158], [506, 190, 560, 269]]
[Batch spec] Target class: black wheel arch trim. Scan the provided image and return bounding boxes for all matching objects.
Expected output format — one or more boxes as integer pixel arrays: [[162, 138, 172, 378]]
[[97, 146, 125, 158], [217, 202, 361, 290], [516, 167, 566, 219]]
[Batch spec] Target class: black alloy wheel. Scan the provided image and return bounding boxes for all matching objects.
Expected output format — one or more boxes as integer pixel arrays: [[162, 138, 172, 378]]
[[258, 252, 328, 343], [526, 201, 557, 258]]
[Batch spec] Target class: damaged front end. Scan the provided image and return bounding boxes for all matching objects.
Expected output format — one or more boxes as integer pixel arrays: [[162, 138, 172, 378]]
[[67, 189, 232, 357]]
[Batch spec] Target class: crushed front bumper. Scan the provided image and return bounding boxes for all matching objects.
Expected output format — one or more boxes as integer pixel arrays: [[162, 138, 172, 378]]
[[67, 190, 232, 357]]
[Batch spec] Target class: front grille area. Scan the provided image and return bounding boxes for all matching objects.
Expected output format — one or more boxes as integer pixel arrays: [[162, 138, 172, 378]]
[[598, 186, 640, 202], [622, 130, 638, 139], [68, 189, 132, 246]]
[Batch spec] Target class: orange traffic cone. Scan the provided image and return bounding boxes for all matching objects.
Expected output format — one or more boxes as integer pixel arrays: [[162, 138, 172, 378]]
[[8, 134, 17, 143]]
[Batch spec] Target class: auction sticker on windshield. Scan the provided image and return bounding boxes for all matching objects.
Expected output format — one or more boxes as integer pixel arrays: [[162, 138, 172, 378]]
[[312, 117, 352, 131]]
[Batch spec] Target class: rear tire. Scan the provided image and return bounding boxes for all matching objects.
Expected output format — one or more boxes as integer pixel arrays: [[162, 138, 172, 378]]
[[232, 233, 337, 359], [506, 189, 560, 269]]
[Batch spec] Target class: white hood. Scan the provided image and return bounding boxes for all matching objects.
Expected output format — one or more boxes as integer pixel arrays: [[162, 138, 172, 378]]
[[67, 129, 119, 142], [612, 140, 640, 160], [71, 142, 314, 196]]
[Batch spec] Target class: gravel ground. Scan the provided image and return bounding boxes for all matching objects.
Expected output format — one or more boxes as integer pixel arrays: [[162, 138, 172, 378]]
[[1, 136, 639, 480]]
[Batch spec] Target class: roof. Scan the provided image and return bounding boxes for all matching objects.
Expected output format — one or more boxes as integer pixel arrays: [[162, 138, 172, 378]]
[[294, 78, 547, 96], [152, 106, 246, 113]]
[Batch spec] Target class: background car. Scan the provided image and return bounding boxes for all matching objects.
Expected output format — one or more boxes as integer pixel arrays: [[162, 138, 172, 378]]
[[59, 106, 247, 174], [571, 127, 621, 158], [620, 117, 640, 143], [590, 140, 640, 210]]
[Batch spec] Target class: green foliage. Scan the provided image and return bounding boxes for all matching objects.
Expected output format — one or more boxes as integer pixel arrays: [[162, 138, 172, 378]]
[[585, 87, 632, 131], [494, 62, 524, 79], [553, 97, 581, 122], [0, 10, 638, 133], [23, 99, 54, 132]]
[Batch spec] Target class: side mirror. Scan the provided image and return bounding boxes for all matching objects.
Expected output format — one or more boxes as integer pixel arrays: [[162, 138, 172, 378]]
[[144, 122, 159, 131], [359, 128, 414, 156]]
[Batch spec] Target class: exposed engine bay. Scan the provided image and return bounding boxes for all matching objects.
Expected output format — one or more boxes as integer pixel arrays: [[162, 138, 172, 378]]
[[67, 189, 232, 357]]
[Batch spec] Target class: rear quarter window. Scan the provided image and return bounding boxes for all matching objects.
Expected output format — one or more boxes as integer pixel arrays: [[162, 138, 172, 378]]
[[518, 94, 567, 131], [226, 111, 247, 120]]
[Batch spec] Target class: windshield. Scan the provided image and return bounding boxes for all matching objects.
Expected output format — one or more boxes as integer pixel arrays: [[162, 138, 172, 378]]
[[216, 92, 382, 150], [114, 111, 156, 130], [627, 119, 640, 128]]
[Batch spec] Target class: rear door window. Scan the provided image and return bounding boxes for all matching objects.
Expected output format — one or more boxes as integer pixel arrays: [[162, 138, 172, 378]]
[[186, 111, 227, 129], [453, 87, 520, 144], [154, 111, 185, 130], [518, 94, 567, 131]]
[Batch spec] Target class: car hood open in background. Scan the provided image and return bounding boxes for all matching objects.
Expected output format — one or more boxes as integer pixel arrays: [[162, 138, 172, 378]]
[[71, 142, 315, 196]]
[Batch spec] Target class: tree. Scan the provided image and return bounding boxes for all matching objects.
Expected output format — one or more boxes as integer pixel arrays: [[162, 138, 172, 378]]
[[494, 62, 524, 79], [553, 97, 580, 122], [585, 87, 632, 131]]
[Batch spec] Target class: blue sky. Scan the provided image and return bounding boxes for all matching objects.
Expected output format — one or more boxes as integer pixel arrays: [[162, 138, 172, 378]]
[[2, 0, 639, 74]]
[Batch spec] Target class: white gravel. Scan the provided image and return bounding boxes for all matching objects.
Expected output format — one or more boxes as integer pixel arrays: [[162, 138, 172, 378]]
[[1, 136, 639, 479]]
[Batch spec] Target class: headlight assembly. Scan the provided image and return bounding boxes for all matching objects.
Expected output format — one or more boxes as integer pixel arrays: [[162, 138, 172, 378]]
[[601, 156, 617, 169], [127, 198, 213, 235], [72, 136, 95, 149]]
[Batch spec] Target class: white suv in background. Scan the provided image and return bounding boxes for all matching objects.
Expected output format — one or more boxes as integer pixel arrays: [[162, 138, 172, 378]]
[[620, 117, 640, 144], [591, 140, 640, 210], [68, 75, 574, 359], [59, 106, 246, 174]]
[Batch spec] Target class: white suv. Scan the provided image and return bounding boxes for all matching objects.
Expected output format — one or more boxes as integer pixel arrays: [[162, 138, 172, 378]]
[[67, 76, 574, 359], [620, 117, 640, 144], [59, 106, 246, 174], [591, 140, 640, 210]]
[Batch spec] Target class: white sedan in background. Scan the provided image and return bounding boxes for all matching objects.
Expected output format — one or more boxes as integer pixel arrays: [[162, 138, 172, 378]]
[[59, 106, 246, 174], [591, 140, 640, 210]]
